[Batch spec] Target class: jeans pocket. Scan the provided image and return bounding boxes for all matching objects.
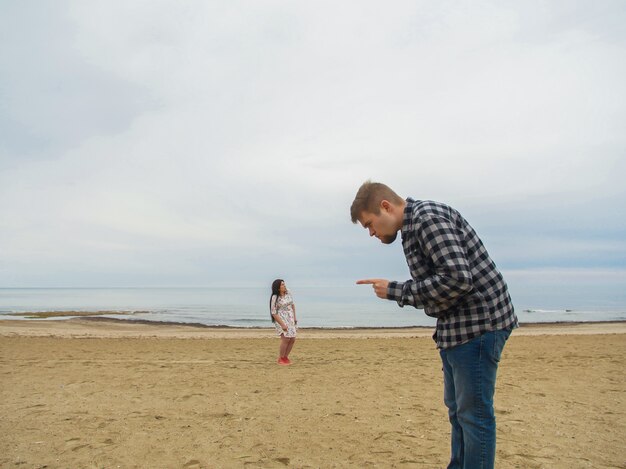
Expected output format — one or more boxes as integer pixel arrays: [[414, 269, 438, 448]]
[[491, 329, 511, 363]]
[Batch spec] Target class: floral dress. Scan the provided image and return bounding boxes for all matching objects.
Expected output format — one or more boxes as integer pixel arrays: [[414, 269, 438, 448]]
[[271, 291, 297, 338]]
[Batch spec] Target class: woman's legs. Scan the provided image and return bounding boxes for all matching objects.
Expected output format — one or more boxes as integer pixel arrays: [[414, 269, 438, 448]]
[[285, 338, 296, 358], [277, 336, 296, 365], [279, 335, 290, 359]]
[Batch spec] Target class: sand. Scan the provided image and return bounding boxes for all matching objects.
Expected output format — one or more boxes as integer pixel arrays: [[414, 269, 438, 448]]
[[1, 320, 624, 468]]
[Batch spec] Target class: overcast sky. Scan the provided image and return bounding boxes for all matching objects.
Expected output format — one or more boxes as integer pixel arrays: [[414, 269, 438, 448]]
[[1, 1, 625, 299]]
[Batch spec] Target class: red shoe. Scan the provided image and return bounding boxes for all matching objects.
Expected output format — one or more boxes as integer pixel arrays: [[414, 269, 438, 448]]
[[277, 357, 290, 366]]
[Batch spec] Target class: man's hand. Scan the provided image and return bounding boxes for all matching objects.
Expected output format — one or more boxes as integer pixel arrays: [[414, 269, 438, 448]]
[[356, 279, 390, 299]]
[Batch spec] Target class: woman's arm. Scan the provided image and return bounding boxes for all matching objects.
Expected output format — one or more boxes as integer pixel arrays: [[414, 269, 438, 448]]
[[271, 296, 287, 330], [272, 313, 288, 331]]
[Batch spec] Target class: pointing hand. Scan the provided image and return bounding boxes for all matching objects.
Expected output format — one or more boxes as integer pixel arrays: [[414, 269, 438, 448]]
[[356, 279, 390, 299]]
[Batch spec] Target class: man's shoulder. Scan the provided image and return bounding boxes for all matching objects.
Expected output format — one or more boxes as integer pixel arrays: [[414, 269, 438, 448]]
[[409, 199, 456, 219], [403, 199, 458, 240]]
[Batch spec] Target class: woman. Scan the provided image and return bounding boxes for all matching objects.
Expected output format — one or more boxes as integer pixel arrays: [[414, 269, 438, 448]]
[[269, 279, 297, 365]]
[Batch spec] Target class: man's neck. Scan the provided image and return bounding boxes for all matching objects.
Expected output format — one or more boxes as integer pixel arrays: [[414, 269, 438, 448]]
[[395, 199, 407, 230]]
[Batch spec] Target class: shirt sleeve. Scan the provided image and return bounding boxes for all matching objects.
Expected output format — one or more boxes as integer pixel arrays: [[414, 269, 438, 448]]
[[270, 295, 278, 315], [386, 215, 474, 316]]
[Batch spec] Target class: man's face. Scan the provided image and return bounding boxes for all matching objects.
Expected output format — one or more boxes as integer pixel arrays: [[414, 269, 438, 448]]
[[358, 203, 399, 244]]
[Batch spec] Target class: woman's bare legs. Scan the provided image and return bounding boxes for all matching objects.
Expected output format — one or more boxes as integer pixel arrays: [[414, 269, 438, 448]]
[[279, 335, 290, 359], [285, 338, 296, 358]]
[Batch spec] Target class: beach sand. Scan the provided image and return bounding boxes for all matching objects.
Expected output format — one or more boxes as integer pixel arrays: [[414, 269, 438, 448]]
[[1, 320, 624, 468]]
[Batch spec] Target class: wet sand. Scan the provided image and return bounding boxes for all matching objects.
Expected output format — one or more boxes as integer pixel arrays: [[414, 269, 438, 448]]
[[1, 320, 624, 468]]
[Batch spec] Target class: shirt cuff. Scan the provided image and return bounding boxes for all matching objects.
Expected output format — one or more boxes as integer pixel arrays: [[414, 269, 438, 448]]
[[387, 281, 404, 304]]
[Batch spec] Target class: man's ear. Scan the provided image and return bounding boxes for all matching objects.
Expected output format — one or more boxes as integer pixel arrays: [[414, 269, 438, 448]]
[[380, 200, 393, 212]]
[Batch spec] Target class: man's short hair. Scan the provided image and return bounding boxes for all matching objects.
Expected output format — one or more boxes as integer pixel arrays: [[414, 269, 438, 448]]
[[350, 180, 403, 224]]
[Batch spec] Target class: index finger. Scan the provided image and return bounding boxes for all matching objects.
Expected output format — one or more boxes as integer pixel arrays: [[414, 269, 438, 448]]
[[356, 279, 377, 285]]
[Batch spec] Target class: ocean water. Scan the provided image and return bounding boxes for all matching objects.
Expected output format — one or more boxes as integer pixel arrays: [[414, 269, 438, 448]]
[[1, 287, 625, 328]]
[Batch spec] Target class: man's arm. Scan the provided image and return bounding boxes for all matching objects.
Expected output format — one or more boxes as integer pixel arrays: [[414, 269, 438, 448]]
[[388, 215, 474, 315]]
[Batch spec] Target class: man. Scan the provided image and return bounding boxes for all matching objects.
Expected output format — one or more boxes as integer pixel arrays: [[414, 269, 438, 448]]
[[351, 181, 517, 469]]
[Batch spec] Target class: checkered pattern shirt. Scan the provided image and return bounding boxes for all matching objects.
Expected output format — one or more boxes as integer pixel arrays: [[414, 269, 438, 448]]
[[387, 198, 518, 349]]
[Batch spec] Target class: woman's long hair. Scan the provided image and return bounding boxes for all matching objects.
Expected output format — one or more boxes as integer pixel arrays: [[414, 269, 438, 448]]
[[269, 279, 284, 322]]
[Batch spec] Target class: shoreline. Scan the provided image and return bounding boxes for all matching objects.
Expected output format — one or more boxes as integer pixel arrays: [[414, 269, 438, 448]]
[[1, 317, 625, 339]]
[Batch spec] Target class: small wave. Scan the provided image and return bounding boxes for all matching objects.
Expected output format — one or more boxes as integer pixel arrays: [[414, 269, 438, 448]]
[[82, 316, 268, 328], [230, 318, 271, 323], [522, 309, 572, 314]]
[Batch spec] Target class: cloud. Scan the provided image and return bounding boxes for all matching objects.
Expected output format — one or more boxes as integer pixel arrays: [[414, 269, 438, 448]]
[[0, 1, 154, 164], [0, 0, 625, 287]]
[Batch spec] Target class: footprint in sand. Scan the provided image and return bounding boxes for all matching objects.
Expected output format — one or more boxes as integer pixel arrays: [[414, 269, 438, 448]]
[[177, 393, 205, 401], [70, 443, 90, 452], [183, 460, 202, 468]]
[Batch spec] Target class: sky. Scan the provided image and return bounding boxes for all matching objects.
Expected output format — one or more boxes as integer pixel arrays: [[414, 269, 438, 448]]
[[1, 1, 625, 306]]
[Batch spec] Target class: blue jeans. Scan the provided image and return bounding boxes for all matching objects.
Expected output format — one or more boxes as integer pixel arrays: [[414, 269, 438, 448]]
[[439, 329, 512, 469]]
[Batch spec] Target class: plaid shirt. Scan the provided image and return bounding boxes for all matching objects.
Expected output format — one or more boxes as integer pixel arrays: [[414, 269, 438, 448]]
[[387, 198, 517, 349]]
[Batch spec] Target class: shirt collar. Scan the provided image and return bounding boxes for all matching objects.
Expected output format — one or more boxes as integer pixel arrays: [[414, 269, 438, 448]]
[[401, 197, 416, 240]]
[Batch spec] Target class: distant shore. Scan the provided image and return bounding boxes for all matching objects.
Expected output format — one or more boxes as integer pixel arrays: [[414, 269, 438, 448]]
[[0, 316, 624, 339]]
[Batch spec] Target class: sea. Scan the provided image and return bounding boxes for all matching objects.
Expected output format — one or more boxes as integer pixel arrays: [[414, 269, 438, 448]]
[[1, 287, 625, 328]]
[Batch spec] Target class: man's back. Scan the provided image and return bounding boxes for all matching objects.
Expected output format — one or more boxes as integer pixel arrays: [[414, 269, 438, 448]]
[[388, 198, 518, 348]]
